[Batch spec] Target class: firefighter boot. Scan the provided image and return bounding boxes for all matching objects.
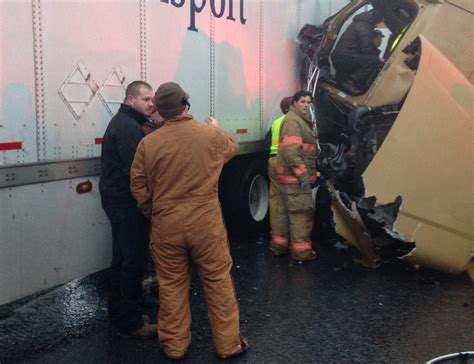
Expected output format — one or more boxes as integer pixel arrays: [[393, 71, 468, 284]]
[[291, 248, 317, 262]]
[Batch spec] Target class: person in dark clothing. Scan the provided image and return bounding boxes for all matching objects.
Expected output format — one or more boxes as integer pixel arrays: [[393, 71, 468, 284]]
[[331, 10, 384, 94], [141, 109, 164, 308], [143, 109, 164, 135], [99, 80, 156, 337], [371, 30, 384, 56]]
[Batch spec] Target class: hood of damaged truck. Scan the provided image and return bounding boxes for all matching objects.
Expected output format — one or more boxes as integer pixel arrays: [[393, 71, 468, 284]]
[[335, 35, 473, 273]]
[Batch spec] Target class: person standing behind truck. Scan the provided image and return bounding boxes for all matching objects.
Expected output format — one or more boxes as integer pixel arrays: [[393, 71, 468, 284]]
[[130, 82, 248, 360], [99, 80, 156, 337], [270, 90, 318, 261], [268, 96, 292, 247]]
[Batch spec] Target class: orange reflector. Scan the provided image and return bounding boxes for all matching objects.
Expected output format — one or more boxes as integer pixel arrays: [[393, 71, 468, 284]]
[[236, 129, 248, 134], [76, 181, 93, 194]]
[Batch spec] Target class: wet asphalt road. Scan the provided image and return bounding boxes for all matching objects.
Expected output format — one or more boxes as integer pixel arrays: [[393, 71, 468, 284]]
[[1, 235, 473, 363]]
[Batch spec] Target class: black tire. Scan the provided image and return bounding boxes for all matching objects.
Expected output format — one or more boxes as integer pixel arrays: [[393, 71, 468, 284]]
[[219, 154, 269, 236]]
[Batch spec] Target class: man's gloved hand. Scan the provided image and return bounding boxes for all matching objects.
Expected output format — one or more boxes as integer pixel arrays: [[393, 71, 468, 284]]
[[317, 174, 326, 185], [299, 179, 311, 190], [311, 174, 326, 188]]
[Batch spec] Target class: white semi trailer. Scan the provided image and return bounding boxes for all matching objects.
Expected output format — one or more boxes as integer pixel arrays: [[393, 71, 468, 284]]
[[0, 0, 349, 305]]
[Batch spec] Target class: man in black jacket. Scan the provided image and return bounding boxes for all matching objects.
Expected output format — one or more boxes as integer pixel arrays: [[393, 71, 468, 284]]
[[99, 80, 156, 336], [331, 10, 384, 94]]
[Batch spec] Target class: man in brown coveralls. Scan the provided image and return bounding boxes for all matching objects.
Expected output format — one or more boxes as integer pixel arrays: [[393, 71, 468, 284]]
[[270, 90, 318, 261], [130, 82, 248, 360]]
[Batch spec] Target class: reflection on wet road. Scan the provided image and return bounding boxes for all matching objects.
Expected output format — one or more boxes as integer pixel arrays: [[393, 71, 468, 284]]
[[1, 236, 473, 363]]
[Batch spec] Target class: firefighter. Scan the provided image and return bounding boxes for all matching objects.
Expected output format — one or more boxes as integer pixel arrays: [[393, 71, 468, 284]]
[[268, 96, 293, 240], [130, 82, 248, 360], [270, 90, 317, 261]]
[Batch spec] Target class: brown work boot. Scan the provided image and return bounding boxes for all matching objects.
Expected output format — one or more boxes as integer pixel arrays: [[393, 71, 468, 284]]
[[291, 249, 317, 262], [129, 322, 157, 337], [218, 335, 249, 359]]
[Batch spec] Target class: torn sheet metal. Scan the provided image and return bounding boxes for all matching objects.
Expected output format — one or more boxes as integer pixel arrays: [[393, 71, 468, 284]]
[[328, 182, 415, 268], [361, 35, 474, 273]]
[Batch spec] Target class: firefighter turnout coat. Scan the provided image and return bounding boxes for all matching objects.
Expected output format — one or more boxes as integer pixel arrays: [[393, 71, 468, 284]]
[[271, 106, 318, 260], [130, 115, 245, 358]]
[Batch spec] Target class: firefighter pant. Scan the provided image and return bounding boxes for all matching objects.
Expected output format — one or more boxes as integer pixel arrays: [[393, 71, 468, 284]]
[[151, 198, 243, 358], [270, 184, 316, 260], [268, 156, 279, 234]]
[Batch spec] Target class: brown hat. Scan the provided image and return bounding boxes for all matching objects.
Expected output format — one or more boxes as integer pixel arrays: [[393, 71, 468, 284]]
[[154, 82, 189, 119]]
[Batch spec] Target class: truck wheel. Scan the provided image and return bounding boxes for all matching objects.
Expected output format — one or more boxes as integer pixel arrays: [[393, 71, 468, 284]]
[[247, 172, 268, 222], [219, 155, 269, 235]]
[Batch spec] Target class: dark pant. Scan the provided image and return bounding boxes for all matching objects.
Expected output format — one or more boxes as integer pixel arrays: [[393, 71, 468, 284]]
[[333, 53, 380, 88], [105, 207, 149, 333]]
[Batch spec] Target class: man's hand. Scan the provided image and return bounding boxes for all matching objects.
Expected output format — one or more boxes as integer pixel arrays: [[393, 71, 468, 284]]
[[205, 116, 220, 127], [299, 179, 311, 190], [311, 174, 326, 188]]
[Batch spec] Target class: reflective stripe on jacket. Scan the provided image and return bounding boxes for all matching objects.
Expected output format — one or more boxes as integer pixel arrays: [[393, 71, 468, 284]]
[[276, 107, 317, 186], [270, 114, 285, 156]]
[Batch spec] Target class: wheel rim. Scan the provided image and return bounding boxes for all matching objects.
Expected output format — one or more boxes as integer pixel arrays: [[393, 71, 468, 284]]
[[248, 174, 268, 222]]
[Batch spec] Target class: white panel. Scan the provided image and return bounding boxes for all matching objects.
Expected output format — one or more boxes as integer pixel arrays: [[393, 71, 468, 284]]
[[261, 0, 350, 133], [214, 0, 261, 143], [301, 0, 351, 25], [147, 1, 211, 124], [0, 177, 111, 305], [0, 1, 37, 166], [262, 1, 299, 132], [40, 1, 141, 162]]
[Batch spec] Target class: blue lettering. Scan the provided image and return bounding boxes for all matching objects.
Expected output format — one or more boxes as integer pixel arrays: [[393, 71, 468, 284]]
[[210, 0, 225, 18], [188, 0, 207, 32], [171, 0, 185, 7], [160, 0, 247, 32], [239, 0, 246, 25], [226, 0, 236, 21]]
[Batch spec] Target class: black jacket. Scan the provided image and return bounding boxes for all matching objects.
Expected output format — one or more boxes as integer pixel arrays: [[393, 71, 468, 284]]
[[332, 12, 381, 58], [99, 103, 148, 209]]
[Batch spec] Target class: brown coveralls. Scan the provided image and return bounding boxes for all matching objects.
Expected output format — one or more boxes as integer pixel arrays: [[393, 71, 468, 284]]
[[271, 107, 318, 260], [130, 115, 244, 358]]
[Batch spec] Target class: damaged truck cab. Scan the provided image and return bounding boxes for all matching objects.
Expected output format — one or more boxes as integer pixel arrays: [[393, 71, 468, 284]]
[[298, 0, 474, 274]]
